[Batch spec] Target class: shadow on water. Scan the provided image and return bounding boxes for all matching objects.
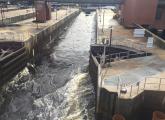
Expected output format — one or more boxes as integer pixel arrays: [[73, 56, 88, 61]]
[[0, 12, 96, 120]]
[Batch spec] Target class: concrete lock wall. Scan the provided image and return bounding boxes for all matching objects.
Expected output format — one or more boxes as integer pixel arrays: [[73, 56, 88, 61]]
[[89, 54, 99, 92], [24, 10, 80, 64], [141, 91, 165, 120], [0, 10, 80, 86], [89, 53, 99, 115], [114, 90, 165, 120], [89, 43, 165, 119], [0, 46, 28, 86], [97, 88, 165, 120], [117, 93, 144, 120], [89, 50, 165, 120], [96, 88, 143, 120], [98, 88, 118, 120]]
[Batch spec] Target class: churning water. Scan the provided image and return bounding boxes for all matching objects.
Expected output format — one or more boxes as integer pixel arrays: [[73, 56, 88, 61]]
[[0, 12, 96, 120]]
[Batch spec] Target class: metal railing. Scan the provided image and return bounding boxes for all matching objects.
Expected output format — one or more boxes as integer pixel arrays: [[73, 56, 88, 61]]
[[0, 12, 35, 25], [0, 47, 28, 85], [106, 51, 148, 62], [118, 77, 165, 98], [112, 40, 147, 51], [102, 76, 165, 98], [0, 32, 32, 41], [96, 50, 149, 64], [135, 24, 165, 49]]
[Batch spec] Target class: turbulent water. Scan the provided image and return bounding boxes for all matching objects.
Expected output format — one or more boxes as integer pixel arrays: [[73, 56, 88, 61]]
[[0, 12, 96, 120]]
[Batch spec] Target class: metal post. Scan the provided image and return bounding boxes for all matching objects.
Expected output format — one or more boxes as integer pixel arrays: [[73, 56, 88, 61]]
[[117, 76, 120, 91], [137, 82, 140, 94], [109, 54, 111, 63], [50, 35, 51, 41], [109, 26, 112, 66], [99, 12, 101, 23], [45, 0, 47, 21], [127, 51, 130, 58], [119, 52, 121, 60], [130, 85, 133, 97], [159, 78, 162, 90], [32, 4, 35, 20], [66, 5, 68, 15], [102, 9, 105, 32], [144, 78, 147, 89], [0, 6, 5, 25], [69, 4, 71, 13], [102, 45, 106, 66], [56, 9, 58, 20], [0, 60, 2, 82], [96, 11, 98, 43], [109, 26, 112, 47], [36, 23, 38, 29], [96, 65, 102, 113]]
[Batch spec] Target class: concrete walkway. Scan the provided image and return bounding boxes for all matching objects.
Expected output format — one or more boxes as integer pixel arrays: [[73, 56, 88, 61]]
[[0, 9, 78, 42], [97, 9, 165, 99], [0, 8, 34, 19]]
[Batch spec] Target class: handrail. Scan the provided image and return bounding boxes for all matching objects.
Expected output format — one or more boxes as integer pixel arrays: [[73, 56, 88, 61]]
[[112, 40, 147, 51], [121, 77, 165, 88], [122, 77, 165, 97], [95, 50, 147, 58], [105, 50, 147, 63], [103, 74, 165, 98], [0, 47, 25, 62], [0, 47, 28, 85]]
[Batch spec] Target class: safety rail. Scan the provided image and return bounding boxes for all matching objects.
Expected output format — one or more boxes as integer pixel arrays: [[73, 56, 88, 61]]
[[135, 24, 165, 49], [0, 32, 32, 41], [118, 77, 165, 98], [96, 50, 149, 64], [106, 51, 148, 62], [103, 76, 165, 98], [112, 40, 147, 51], [0, 12, 35, 25], [0, 47, 28, 85]]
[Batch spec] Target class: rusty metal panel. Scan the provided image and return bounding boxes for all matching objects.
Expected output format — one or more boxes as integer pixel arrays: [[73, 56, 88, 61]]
[[46, 2, 52, 20], [35, 1, 47, 22]]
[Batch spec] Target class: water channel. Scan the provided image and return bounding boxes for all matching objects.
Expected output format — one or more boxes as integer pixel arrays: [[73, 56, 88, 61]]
[[0, 12, 96, 120]]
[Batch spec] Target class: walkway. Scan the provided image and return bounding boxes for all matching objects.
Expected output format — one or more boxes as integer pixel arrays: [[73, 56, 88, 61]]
[[0, 8, 34, 19], [96, 9, 165, 99], [0, 9, 78, 42]]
